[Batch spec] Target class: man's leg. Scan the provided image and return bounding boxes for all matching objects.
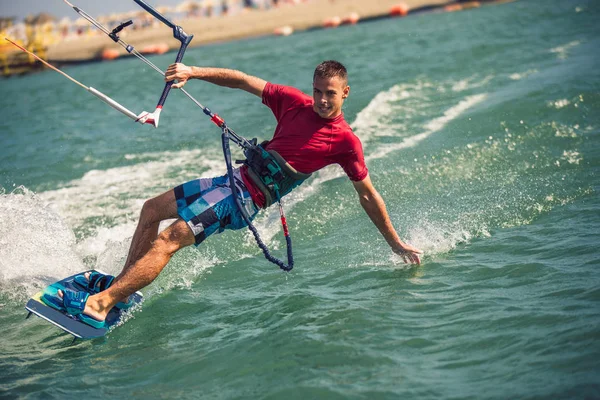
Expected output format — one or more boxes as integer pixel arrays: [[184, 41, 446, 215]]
[[82, 218, 196, 321], [119, 189, 179, 280]]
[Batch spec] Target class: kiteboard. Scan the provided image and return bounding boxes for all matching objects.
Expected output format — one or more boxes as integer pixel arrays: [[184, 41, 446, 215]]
[[25, 269, 143, 339]]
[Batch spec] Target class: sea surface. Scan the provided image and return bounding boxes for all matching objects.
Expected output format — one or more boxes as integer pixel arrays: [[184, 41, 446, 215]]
[[1, 0, 599, 398]]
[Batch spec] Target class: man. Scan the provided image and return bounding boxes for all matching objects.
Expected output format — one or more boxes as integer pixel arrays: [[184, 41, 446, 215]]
[[44, 60, 422, 327]]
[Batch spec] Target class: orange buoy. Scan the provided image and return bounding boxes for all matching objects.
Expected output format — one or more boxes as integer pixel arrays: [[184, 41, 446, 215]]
[[390, 3, 409, 17], [323, 16, 341, 28], [154, 43, 169, 54], [341, 12, 360, 25], [101, 48, 119, 60], [444, 4, 461, 11], [274, 26, 294, 36], [140, 43, 170, 55]]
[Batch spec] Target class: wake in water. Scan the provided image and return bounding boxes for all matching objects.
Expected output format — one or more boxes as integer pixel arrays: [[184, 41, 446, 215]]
[[0, 187, 222, 306], [0, 187, 84, 301]]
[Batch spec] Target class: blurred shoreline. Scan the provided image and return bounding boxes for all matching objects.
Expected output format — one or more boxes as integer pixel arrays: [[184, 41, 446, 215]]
[[1, 0, 514, 75]]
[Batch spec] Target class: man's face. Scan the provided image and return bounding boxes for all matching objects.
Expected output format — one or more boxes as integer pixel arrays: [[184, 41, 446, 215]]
[[312, 75, 350, 119]]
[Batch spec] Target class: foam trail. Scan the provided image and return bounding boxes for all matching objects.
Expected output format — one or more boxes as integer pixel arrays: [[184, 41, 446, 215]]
[[352, 76, 493, 141], [76, 222, 136, 261], [0, 187, 84, 299], [0, 148, 227, 294], [452, 75, 494, 92], [366, 94, 487, 162], [352, 84, 415, 139], [550, 40, 580, 59], [40, 149, 225, 227]]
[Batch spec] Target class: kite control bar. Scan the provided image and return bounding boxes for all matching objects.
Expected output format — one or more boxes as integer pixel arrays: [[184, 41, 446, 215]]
[[133, 0, 194, 126]]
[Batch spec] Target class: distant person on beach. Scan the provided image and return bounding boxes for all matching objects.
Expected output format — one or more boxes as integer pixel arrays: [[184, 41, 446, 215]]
[[47, 60, 422, 326], [221, 0, 229, 15]]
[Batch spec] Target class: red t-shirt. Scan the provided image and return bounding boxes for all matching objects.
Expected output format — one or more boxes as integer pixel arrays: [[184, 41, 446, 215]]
[[241, 82, 368, 207]]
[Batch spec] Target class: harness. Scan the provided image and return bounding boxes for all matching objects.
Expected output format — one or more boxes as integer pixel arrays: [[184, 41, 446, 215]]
[[241, 140, 312, 208]]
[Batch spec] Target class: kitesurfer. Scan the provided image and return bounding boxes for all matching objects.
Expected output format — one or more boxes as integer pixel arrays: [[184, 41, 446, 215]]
[[52, 60, 423, 325]]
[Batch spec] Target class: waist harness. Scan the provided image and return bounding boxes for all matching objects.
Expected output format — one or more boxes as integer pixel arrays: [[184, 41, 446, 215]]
[[242, 140, 312, 208]]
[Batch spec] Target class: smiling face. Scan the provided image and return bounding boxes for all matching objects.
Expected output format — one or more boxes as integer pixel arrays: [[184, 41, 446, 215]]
[[312, 75, 350, 119]]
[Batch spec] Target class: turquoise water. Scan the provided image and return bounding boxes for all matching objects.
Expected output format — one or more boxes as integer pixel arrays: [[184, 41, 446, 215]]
[[1, 0, 599, 398]]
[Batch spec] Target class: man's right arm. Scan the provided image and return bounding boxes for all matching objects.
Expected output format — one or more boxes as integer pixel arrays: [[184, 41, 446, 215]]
[[165, 63, 267, 98]]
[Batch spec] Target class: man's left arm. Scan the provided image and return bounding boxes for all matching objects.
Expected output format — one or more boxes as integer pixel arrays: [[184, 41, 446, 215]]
[[352, 174, 422, 264]]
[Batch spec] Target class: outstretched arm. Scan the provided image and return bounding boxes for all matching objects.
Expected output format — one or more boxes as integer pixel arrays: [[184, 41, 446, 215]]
[[352, 174, 423, 264], [164, 63, 267, 97]]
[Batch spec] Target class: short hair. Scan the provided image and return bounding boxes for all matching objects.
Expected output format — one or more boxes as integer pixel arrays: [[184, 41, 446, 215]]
[[313, 60, 348, 85]]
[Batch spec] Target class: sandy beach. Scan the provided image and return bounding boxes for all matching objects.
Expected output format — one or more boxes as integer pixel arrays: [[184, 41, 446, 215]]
[[45, 0, 459, 62]]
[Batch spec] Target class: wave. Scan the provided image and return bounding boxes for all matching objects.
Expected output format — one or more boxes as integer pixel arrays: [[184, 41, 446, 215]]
[[351, 74, 493, 141], [0, 148, 227, 301], [549, 40, 581, 60], [0, 185, 220, 303], [39, 148, 225, 228], [0, 187, 84, 301], [365, 93, 487, 162]]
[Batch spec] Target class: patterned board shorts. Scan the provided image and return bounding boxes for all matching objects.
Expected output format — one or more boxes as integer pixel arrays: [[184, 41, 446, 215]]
[[174, 168, 259, 246]]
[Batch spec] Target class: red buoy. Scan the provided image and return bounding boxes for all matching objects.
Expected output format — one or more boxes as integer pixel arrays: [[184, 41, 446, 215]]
[[390, 3, 409, 17]]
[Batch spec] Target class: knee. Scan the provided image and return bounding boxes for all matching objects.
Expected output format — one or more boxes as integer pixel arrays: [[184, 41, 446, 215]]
[[153, 220, 193, 256], [140, 191, 178, 225], [140, 198, 160, 225]]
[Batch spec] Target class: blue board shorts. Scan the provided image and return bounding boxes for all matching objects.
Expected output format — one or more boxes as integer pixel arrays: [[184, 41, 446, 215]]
[[174, 168, 259, 245]]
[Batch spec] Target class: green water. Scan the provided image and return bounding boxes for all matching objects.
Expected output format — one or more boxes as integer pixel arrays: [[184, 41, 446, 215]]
[[1, 0, 599, 398]]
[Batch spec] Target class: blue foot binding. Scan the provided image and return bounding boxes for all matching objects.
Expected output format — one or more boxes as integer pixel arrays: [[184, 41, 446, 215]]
[[73, 271, 133, 310], [74, 271, 114, 294], [41, 288, 106, 329]]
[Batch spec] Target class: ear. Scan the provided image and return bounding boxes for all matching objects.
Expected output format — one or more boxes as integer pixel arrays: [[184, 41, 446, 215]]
[[342, 85, 350, 99]]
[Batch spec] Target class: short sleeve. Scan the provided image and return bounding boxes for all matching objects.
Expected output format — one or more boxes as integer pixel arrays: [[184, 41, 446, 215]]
[[340, 134, 369, 182], [262, 82, 312, 122]]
